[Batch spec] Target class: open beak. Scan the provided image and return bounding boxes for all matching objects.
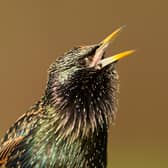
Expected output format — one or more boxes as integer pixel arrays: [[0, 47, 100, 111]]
[[90, 27, 135, 68]]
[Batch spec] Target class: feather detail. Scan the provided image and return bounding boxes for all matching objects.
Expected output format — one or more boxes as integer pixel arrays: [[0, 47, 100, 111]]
[[0, 136, 23, 166]]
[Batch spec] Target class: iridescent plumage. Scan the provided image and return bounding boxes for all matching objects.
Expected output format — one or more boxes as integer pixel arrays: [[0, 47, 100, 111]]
[[0, 28, 134, 168]]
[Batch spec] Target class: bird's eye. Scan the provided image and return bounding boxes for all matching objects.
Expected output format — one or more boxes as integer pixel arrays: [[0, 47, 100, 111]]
[[79, 58, 86, 66], [87, 55, 93, 62], [79, 57, 89, 66], [79, 55, 94, 67]]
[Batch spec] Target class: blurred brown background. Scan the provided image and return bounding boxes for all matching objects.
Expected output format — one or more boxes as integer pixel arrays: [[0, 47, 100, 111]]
[[0, 0, 167, 167]]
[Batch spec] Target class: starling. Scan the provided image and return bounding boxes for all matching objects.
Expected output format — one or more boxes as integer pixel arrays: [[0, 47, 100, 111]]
[[0, 27, 134, 168]]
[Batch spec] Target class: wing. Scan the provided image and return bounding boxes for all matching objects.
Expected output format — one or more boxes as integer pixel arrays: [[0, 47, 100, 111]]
[[0, 136, 23, 166], [0, 99, 44, 167], [0, 99, 44, 145]]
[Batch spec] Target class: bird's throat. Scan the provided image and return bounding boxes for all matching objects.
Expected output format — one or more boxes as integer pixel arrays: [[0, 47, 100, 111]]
[[45, 67, 119, 141]]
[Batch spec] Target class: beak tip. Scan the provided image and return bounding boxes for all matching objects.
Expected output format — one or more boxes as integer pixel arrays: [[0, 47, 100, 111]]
[[100, 26, 126, 45], [130, 49, 136, 54], [117, 25, 126, 32]]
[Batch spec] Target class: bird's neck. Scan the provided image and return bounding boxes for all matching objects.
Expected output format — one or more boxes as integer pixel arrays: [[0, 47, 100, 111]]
[[44, 69, 118, 141]]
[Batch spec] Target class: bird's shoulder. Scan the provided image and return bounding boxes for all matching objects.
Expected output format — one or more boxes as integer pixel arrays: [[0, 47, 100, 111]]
[[0, 98, 47, 167], [0, 98, 45, 148]]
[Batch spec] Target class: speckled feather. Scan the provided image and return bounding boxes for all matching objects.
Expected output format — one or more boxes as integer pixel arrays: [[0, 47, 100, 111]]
[[0, 45, 119, 168]]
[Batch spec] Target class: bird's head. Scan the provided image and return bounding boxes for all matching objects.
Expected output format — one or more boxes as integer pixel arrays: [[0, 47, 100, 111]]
[[46, 27, 135, 137], [49, 27, 134, 86]]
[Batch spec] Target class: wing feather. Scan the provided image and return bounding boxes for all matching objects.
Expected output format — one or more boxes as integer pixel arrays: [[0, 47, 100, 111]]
[[0, 136, 23, 166]]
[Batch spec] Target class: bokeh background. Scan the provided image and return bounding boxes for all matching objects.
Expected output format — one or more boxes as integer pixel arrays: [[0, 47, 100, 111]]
[[0, 0, 167, 167]]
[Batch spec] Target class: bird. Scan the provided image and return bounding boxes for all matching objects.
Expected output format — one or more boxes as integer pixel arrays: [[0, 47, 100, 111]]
[[0, 27, 135, 168]]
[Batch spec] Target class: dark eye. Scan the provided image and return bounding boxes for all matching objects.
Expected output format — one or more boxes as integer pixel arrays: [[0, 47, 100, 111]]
[[79, 58, 88, 66], [87, 55, 93, 62], [78, 55, 94, 67]]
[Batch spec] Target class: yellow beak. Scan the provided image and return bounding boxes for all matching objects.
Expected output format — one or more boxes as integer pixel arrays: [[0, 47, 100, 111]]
[[95, 27, 135, 67], [100, 26, 125, 45], [99, 50, 135, 68]]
